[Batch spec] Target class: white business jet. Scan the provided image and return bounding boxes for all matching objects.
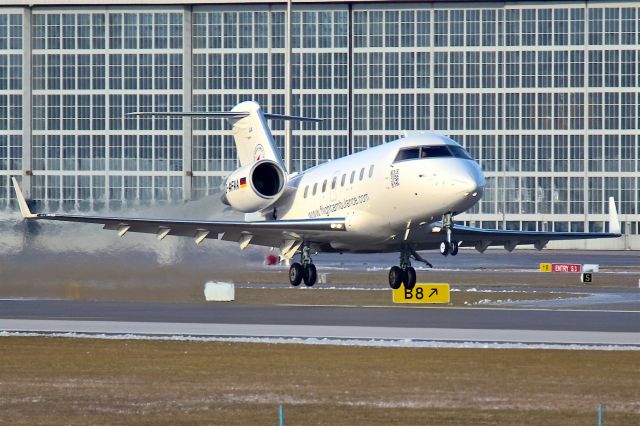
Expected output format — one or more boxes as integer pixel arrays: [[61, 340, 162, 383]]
[[11, 101, 621, 289]]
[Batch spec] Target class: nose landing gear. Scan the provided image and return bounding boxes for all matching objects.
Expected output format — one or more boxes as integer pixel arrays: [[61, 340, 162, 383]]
[[439, 212, 459, 256], [289, 244, 317, 287]]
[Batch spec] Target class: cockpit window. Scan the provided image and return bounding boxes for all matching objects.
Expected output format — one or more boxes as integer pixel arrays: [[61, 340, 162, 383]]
[[394, 148, 420, 162], [420, 146, 452, 158], [449, 145, 473, 160], [394, 145, 474, 163]]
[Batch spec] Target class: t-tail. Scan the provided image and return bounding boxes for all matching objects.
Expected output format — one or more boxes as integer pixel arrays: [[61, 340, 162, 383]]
[[128, 100, 321, 170], [130, 102, 320, 215]]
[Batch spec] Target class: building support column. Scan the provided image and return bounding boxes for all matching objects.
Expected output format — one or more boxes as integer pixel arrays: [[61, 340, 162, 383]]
[[284, 0, 292, 172], [182, 6, 193, 201], [21, 7, 32, 199]]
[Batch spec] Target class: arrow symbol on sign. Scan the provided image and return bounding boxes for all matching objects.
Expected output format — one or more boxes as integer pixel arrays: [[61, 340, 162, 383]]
[[429, 288, 438, 298]]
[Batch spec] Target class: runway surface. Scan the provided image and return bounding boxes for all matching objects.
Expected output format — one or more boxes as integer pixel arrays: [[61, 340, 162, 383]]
[[1, 299, 639, 347]]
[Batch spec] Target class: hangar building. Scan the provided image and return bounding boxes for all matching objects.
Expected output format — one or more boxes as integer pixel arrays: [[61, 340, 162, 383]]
[[0, 1, 638, 248]]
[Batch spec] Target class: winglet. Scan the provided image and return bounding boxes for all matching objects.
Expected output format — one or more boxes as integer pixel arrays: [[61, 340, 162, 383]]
[[608, 197, 621, 235], [11, 177, 36, 219]]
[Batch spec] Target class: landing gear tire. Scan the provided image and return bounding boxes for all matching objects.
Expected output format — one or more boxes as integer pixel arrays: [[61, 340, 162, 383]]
[[404, 267, 417, 290], [440, 241, 450, 256], [388, 266, 403, 290], [450, 241, 459, 256], [289, 262, 303, 287], [303, 263, 317, 287]]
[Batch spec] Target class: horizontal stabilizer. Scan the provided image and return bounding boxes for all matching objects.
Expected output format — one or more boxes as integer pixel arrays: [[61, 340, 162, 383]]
[[127, 111, 249, 119], [127, 111, 321, 122]]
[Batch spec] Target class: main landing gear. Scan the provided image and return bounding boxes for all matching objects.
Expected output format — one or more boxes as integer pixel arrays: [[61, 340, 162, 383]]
[[439, 212, 459, 256], [289, 244, 317, 287], [388, 246, 432, 290]]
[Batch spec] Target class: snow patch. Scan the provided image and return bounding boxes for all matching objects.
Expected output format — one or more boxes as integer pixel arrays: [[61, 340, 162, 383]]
[[1, 331, 637, 351]]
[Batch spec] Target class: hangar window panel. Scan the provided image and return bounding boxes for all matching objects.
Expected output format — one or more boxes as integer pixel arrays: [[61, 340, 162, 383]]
[[554, 9, 568, 45], [553, 93, 568, 130], [588, 135, 603, 172], [416, 10, 430, 47], [604, 92, 619, 130], [400, 10, 415, 47], [569, 50, 584, 87], [620, 50, 636, 87], [570, 8, 585, 45], [604, 8, 620, 45], [465, 93, 479, 130], [569, 93, 584, 129], [620, 135, 635, 172], [169, 14, 183, 49], [482, 9, 497, 46], [588, 8, 603, 45], [521, 51, 535, 88], [434, 10, 448, 47], [620, 8, 636, 45], [92, 14, 105, 50], [505, 51, 520, 88], [466, 51, 479, 89], [521, 9, 536, 46], [537, 93, 552, 130], [588, 92, 603, 129], [569, 135, 584, 172], [521, 135, 535, 172], [621, 93, 636, 130], [553, 51, 568, 88], [433, 93, 447, 130], [604, 50, 619, 87], [449, 52, 463, 89], [466, 10, 480, 46], [505, 9, 520, 46], [124, 14, 138, 49], [502, 176, 519, 214], [450, 10, 464, 47], [620, 177, 636, 215], [553, 135, 569, 172], [505, 135, 519, 172], [384, 11, 399, 48], [537, 177, 552, 214], [604, 135, 619, 172], [537, 9, 552, 46]]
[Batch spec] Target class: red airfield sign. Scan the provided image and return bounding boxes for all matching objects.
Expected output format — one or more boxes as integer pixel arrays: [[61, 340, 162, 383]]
[[551, 263, 582, 273]]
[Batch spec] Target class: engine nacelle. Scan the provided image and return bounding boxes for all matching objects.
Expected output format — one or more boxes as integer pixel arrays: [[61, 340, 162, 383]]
[[222, 160, 286, 213]]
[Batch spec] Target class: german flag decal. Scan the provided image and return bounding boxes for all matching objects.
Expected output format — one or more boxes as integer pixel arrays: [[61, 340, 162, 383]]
[[239, 177, 247, 188]]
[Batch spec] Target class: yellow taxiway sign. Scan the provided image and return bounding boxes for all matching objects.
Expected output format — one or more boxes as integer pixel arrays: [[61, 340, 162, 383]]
[[393, 283, 450, 304]]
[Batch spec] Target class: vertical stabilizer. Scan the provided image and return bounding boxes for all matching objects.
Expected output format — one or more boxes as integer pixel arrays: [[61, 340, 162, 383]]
[[228, 101, 283, 168]]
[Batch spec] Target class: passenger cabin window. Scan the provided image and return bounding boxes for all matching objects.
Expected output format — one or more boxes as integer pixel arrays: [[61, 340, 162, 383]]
[[312, 182, 317, 195], [341, 173, 346, 186], [304, 185, 308, 198], [331, 176, 337, 189], [359, 168, 365, 181], [350, 170, 355, 184], [322, 179, 327, 192], [368, 164, 374, 178]]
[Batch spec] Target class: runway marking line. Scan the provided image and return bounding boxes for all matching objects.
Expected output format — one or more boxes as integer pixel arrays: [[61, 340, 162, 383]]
[[277, 303, 640, 314]]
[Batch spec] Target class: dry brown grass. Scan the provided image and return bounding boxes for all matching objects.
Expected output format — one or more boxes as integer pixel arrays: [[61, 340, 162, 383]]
[[0, 337, 638, 425]]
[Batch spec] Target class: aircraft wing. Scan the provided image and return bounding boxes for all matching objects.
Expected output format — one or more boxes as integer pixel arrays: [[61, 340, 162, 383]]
[[420, 197, 621, 252], [11, 178, 345, 252]]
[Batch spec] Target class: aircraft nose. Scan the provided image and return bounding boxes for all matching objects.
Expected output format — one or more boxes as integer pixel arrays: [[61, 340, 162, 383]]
[[453, 164, 485, 198]]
